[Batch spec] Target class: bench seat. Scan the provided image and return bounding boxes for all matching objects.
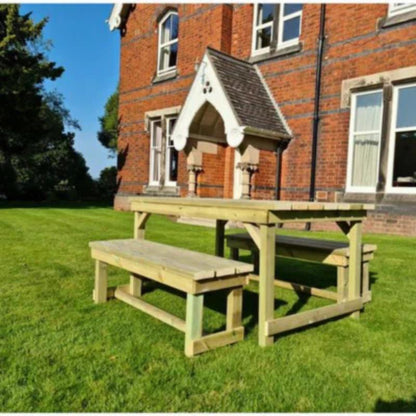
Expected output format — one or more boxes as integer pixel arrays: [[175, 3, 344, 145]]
[[225, 233, 376, 303], [90, 239, 253, 356]]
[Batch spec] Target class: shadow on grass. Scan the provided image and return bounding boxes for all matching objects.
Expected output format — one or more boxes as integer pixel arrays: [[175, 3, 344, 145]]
[[374, 396, 416, 412], [0, 200, 112, 210], [143, 280, 287, 336]]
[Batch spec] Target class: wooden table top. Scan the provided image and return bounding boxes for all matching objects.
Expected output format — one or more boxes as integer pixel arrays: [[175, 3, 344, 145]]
[[129, 197, 374, 224]]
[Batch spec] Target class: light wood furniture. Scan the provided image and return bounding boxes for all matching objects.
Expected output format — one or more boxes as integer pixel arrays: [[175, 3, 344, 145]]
[[89, 238, 252, 357], [225, 233, 376, 303], [129, 197, 374, 347]]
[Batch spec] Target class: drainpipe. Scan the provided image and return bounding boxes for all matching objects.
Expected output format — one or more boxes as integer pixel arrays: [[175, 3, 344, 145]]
[[306, 3, 326, 231], [275, 146, 282, 200]]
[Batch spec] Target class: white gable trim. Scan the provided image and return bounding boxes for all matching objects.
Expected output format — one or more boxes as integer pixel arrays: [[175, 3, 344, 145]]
[[107, 4, 130, 31], [172, 51, 245, 151]]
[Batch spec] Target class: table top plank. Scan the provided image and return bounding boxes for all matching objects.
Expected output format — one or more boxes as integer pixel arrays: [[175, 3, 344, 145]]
[[129, 197, 374, 212]]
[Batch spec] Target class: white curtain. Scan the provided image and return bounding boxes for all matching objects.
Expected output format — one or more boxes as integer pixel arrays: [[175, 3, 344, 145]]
[[351, 92, 382, 188]]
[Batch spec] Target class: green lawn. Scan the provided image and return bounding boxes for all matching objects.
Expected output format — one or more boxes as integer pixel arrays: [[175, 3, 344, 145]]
[[0, 203, 415, 412]]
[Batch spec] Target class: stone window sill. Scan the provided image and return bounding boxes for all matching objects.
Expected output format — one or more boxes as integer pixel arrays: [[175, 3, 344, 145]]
[[248, 43, 302, 64], [152, 69, 178, 84], [378, 9, 416, 29], [143, 185, 180, 196]]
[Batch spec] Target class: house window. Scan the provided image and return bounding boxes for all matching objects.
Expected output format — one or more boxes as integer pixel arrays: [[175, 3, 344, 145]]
[[386, 83, 416, 193], [252, 3, 302, 56], [346, 90, 384, 192], [149, 116, 178, 187], [388, 3, 416, 17], [157, 11, 178, 74]]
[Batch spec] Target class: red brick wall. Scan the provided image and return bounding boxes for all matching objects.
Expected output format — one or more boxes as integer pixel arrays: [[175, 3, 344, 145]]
[[115, 3, 416, 235]]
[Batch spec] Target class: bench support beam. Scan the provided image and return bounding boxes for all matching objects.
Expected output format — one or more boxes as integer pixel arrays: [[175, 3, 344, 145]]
[[115, 284, 186, 332], [227, 287, 243, 330], [265, 298, 364, 336], [190, 327, 244, 356], [249, 275, 338, 301]]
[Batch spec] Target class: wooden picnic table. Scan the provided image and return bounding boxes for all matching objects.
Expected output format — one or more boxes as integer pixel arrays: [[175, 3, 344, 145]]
[[129, 197, 374, 347]]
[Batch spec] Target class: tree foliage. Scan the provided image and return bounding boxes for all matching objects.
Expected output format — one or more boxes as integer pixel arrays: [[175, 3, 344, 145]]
[[97, 166, 118, 201], [97, 88, 119, 155], [0, 5, 95, 200]]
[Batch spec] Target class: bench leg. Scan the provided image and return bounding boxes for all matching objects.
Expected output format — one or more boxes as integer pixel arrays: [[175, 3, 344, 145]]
[[185, 293, 204, 357], [337, 266, 348, 303], [227, 287, 243, 330], [93, 260, 108, 304], [362, 262, 371, 303], [347, 221, 362, 319], [230, 247, 239, 260], [130, 273, 144, 297]]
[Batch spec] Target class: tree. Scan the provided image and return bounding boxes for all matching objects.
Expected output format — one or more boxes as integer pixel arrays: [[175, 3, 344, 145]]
[[96, 166, 118, 201], [0, 5, 94, 200], [97, 87, 119, 155]]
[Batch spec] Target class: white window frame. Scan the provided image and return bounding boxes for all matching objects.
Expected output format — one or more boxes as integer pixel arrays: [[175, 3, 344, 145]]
[[165, 116, 178, 187], [251, 4, 274, 56], [157, 11, 178, 76], [277, 4, 303, 49], [251, 4, 302, 56], [346, 89, 384, 193], [386, 82, 416, 194], [149, 119, 162, 186], [388, 3, 416, 17]]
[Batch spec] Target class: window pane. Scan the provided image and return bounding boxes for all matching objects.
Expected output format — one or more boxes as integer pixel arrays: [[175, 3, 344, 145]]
[[282, 16, 301, 42], [257, 4, 274, 25], [396, 86, 416, 129], [170, 13, 178, 40], [152, 122, 162, 148], [161, 16, 171, 43], [161, 14, 178, 43], [351, 133, 381, 187], [256, 26, 272, 49], [169, 42, 178, 68], [159, 43, 177, 70], [168, 118, 176, 145], [152, 151, 160, 182], [354, 92, 383, 132], [392, 130, 416, 187], [168, 148, 178, 182], [283, 3, 302, 16]]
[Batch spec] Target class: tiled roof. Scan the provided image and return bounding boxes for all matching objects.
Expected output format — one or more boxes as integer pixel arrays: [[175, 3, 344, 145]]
[[207, 47, 291, 138]]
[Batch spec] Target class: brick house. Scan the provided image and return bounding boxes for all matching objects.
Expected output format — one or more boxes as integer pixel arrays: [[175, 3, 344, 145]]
[[108, 3, 416, 236]]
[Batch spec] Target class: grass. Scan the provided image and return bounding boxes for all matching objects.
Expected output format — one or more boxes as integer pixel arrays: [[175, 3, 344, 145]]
[[0, 202, 415, 412]]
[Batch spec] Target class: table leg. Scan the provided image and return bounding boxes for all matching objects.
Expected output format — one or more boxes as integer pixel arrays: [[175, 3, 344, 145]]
[[215, 219, 226, 257], [258, 224, 275, 346], [347, 221, 362, 319]]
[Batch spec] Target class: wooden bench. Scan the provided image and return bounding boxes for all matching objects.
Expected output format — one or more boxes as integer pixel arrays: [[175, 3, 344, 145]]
[[89, 239, 253, 357], [225, 233, 376, 304]]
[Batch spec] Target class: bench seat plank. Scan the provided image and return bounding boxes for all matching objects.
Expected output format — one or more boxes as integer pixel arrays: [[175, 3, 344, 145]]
[[226, 233, 376, 257], [89, 239, 253, 280]]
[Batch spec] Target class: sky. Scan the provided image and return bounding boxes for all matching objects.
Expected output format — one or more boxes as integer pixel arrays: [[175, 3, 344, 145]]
[[20, 4, 120, 179]]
